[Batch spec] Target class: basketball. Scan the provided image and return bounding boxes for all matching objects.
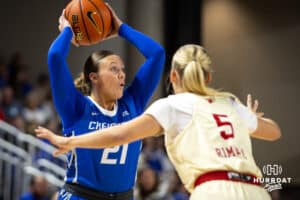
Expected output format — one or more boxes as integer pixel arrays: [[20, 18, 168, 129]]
[[65, 0, 112, 46]]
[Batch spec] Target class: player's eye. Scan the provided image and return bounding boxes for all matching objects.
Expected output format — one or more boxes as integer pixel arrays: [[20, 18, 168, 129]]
[[110, 66, 119, 74]]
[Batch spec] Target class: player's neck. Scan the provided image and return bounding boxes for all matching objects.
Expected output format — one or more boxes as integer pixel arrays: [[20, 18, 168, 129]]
[[90, 93, 116, 111], [173, 86, 185, 94]]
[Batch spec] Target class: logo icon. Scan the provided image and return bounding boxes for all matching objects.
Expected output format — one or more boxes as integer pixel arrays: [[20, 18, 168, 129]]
[[263, 164, 282, 176], [122, 111, 129, 117], [255, 164, 292, 192], [71, 15, 83, 41], [87, 11, 102, 34], [91, 112, 98, 116]]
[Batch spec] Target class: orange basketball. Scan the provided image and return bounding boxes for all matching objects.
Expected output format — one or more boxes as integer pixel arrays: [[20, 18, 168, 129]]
[[65, 0, 112, 46]]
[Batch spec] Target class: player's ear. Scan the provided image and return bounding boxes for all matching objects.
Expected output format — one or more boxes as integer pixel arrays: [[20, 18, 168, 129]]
[[89, 72, 98, 83], [205, 72, 212, 84], [170, 69, 179, 84]]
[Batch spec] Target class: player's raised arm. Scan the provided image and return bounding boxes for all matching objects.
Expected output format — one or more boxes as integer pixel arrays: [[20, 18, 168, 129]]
[[47, 11, 86, 129], [110, 7, 165, 113], [124, 24, 165, 112]]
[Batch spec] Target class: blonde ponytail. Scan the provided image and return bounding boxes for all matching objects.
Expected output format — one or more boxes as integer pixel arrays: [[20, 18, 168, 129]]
[[74, 72, 91, 95], [172, 44, 234, 98]]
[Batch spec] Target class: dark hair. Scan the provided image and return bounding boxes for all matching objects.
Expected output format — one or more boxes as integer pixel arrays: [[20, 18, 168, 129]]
[[29, 176, 36, 187], [74, 50, 114, 95]]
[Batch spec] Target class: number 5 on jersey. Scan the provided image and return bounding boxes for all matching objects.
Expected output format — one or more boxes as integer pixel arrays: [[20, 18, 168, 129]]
[[213, 114, 235, 140]]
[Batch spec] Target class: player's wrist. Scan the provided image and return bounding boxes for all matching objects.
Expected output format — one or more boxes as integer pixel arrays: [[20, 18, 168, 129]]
[[68, 136, 76, 149]]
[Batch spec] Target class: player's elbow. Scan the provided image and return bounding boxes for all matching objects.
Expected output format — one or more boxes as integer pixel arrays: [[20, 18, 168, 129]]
[[156, 45, 165, 57], [152, 45, 165, 64], [48, 48, 63, 66]]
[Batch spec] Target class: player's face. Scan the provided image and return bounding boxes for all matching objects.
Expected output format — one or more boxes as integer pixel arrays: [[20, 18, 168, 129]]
[[96, 55, 126, 100]]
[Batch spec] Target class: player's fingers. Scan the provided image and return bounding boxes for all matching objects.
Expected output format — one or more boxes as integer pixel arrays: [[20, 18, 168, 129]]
[[105, 3, 114, 13], [35, 126, 60, 147], [58, 19, 65, 32], [53, 146, 70, 156], [35, 126, 51, 135], [35, 132, 48, 140], [62, 9, 66, 17], [257, 112, 264, 118], [253, 99, 259, 112], [34, 127, 51, 139], [247, 94, 252, 109], [105, 3, 122, 27], [103, 33, 117, 41], [59, 14, 64, 24], [53, 149, 68, 157], [71, 38, 79, 47], [105, 3, 116, 18]]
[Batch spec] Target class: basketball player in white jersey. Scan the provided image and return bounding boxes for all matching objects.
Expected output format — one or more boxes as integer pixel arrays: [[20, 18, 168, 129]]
[[36, 44, 281, 200]]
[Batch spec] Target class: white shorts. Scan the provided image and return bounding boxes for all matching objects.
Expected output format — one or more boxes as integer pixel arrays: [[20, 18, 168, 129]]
[[190, 180, 271, 200]]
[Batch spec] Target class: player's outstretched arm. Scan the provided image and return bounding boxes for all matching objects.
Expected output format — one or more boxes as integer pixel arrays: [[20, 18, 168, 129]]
[[35, 114, 162, 156], [247, 94, 281, 141]]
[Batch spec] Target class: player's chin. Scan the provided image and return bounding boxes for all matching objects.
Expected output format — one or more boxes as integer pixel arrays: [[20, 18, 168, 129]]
[[115, 90, 124, 99]]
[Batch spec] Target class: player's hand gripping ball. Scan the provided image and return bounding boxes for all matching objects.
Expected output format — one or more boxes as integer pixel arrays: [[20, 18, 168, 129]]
[[65, 0, 112, 46]]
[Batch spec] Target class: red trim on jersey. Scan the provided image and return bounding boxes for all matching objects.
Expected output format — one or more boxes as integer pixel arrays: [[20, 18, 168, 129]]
[[194, 171, 261, 187]]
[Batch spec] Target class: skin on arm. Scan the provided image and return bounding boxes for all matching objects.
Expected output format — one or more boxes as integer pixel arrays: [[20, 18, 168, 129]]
[[35, 114, 163, 156], [247, 94, 281, 141], [252, 117, 281, 141]]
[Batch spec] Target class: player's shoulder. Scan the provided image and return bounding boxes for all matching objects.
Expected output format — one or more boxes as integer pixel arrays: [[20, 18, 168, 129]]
[[214, 95, 235, 104], [167, 92, 199, 100], [166, 93, 201, 113], [148, 97, 169, 110], [83, 96, 97, 108]]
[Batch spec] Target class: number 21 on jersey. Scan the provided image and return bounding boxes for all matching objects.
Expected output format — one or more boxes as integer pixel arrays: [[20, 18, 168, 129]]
[[100, 144, 129, 164]]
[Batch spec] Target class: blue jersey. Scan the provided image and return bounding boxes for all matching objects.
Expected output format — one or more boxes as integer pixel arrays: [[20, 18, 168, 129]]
[[47, 24, 165, 193]]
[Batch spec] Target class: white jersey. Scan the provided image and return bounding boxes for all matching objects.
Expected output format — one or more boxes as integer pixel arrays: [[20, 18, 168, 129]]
[[145, 93, 262, 192]]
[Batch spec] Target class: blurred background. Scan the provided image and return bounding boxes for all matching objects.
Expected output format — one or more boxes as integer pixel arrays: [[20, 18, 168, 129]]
[[0, 0, 299, 199]]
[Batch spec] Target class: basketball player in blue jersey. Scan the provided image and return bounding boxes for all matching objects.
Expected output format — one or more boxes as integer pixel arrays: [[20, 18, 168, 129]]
[[38, 45, 281, 200], [47, 4, 165, 200]]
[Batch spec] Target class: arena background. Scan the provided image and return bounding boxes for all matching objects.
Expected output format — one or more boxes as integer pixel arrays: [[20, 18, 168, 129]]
[[0, 0, 299, 199]]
